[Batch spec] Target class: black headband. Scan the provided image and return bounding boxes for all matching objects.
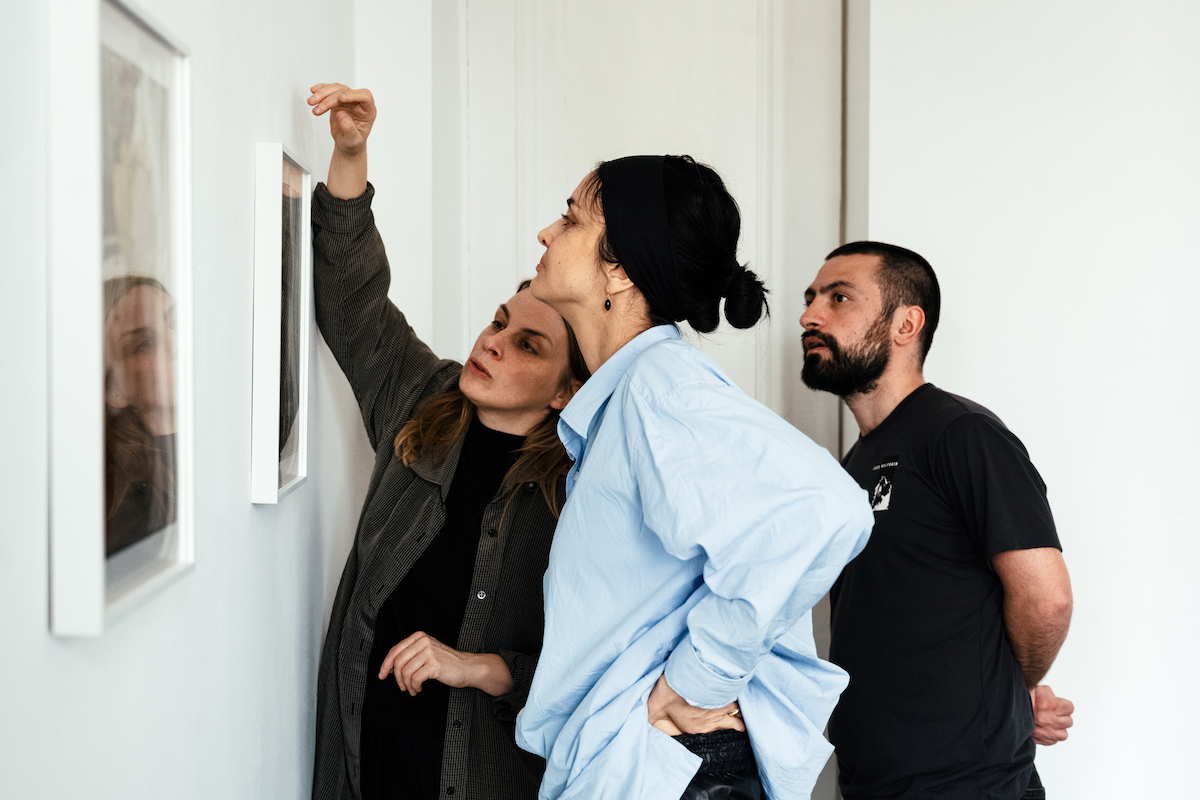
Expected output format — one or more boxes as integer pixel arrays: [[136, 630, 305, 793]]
[[599, 155, 686, 322]]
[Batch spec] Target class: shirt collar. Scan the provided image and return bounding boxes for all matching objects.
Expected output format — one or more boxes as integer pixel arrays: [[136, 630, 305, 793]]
[[559, 325, 680, 453]]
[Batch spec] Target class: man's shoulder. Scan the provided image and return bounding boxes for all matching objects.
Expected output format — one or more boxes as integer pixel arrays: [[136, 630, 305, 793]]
[[900, 385, 1010, 439], [845, 386, 1012, 471], [936, 388, 1006, 425]]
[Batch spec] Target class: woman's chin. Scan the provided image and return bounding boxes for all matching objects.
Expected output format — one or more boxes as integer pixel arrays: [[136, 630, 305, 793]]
[[458, 364, 477, 391], [528, 272, 546, 298]]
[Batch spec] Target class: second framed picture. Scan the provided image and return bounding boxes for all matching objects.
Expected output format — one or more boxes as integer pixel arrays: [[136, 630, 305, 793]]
[[251, 143, 312, 504]]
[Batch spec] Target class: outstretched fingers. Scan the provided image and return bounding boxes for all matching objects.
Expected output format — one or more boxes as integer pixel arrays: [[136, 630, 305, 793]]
[[307, 83, 347, 114], [308, 83, 375, 117]]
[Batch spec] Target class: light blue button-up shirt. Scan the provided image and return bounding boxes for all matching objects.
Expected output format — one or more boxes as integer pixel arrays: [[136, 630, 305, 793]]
[[515, 326, 874, 800]]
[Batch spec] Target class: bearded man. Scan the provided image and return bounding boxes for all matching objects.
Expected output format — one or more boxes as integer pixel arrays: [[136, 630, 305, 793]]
[[800, 242, 1074, 800]]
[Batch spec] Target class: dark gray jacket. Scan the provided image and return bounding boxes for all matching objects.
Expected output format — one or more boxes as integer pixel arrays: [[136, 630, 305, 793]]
[[311, 183, 555, 800]]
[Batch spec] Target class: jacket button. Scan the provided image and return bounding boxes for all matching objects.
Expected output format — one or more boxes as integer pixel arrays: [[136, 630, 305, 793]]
[[453, 719, 462, 728], [524, 481, 536, 493], [446, 788, 455, 796], [488, 528, 498, 538], [476, 590, 486, 600]]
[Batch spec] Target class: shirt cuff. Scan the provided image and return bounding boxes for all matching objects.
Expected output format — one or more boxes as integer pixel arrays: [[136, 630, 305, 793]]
[[311, 181, 375, 233], [491, 649, 537, 722], [664, 632, 749, 709]]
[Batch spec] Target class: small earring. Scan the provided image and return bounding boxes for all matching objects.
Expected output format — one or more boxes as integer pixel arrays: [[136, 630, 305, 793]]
[[604, 296, 611, 311]]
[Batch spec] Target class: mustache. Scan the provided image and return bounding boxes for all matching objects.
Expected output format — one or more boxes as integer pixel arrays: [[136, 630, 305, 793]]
[[802, 330, 841, 354]]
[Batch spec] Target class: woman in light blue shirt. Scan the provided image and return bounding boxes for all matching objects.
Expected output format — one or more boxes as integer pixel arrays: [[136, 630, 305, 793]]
[[515, 155, 875, 800]]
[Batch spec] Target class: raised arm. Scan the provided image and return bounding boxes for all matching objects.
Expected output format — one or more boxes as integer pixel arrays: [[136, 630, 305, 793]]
[[309, 83, 373, 199], [308, 83, 451, 448]]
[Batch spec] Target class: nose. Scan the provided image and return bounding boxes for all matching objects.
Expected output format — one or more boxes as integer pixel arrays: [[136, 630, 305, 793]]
[[538, 221, 556, 248], [482, 328, 504, 357], [799, 302, 819, 329]]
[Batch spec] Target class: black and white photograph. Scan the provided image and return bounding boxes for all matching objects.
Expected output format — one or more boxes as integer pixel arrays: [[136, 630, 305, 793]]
[[251, 144, 311, 502]]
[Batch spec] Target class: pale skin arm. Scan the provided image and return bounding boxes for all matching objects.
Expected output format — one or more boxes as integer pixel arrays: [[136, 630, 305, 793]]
[[646, 674, 745, 736], [992, 546, 1075, 745], [379, 631, 514, 698], [307, 83, 375, 200]]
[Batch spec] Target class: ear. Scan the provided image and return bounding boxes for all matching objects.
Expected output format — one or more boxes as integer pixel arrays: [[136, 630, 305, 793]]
[[604, 263, 638, 297], [892, 305, 926, 349], [549, 378, 583, 412]]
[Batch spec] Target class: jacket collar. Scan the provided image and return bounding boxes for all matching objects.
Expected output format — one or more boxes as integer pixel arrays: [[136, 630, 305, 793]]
[[409, 424, 468, 502], [558, 325, 680, 461]]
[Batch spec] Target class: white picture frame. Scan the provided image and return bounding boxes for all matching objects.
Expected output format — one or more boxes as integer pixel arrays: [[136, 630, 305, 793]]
[[48, 0, 194, 636], [250, 144, 313, 504]]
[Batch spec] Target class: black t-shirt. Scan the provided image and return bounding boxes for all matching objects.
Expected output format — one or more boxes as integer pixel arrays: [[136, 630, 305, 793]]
[[829, 384, 1061, 800], [362, 417, 525, 739]]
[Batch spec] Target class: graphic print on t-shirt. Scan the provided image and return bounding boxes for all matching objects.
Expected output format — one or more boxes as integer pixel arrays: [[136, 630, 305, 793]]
[[868, 457, 899, 511]]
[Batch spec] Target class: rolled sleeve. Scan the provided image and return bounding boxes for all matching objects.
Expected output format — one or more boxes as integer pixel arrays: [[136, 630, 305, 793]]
[[664, 632, 747, 708], [492, 649, 539, 722]]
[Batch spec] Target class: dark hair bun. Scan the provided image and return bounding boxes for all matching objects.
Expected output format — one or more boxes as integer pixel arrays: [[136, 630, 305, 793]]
[[681, 293, 718, 333], [722, 263, 769, 329], [656, 155, 770, 334]]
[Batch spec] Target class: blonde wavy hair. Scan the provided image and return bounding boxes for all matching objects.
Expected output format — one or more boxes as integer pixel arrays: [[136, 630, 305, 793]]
[[393, 281, 590, 516]]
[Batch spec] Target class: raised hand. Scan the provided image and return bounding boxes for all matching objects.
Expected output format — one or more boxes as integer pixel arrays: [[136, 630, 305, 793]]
[[308, 83, 376, 155]]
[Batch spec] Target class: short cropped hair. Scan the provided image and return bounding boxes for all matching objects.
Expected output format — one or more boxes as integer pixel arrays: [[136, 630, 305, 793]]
[[825, 241, 941, 364]]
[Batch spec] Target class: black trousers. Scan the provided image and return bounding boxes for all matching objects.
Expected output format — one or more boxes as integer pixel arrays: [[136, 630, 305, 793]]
[[674, 729, 764, 800], [1023, 765, 1046, 800]]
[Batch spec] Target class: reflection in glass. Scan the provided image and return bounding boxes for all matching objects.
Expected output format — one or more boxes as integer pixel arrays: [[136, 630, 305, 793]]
[[104, 278, 177, 555], [278, 160, 304, 488], [101, 23, 177, 557]]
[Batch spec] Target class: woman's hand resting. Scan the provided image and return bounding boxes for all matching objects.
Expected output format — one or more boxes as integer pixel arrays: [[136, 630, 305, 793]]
[[378, 631, 515, 698], [647, 673, 746, 736], [308, 83, 375, 198]]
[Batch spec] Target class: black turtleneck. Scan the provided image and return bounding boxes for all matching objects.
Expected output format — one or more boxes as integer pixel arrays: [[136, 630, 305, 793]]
[[362, 416, 525, 738]]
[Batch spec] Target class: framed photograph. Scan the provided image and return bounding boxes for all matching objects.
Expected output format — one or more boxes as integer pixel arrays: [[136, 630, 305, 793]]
[[48, 0, 194, 635], [250, 144, 313, 504]]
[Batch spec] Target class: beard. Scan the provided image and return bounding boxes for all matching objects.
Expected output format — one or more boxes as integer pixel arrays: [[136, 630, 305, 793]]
[[801, 316, 892, 398]]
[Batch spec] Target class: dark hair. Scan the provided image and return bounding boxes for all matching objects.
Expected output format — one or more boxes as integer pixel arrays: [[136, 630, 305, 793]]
[[587, 155, 768, 333], [825, 241, 941, 363], [393, 279, 590, 517]]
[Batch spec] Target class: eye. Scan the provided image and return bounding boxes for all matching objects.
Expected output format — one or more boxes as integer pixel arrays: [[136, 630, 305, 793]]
[[560, 213, 574, 226], [491, 319, 504, 330], [520, 339, 537, 354], [834, 293, 849, 303]]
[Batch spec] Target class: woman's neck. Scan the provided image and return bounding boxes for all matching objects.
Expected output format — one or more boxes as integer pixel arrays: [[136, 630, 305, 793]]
[[475, 406, 544, 437], [563, 296, 654, 375]]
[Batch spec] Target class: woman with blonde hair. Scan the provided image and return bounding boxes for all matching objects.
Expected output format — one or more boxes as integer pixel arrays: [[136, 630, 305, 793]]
[[307, 84, 588, 800]]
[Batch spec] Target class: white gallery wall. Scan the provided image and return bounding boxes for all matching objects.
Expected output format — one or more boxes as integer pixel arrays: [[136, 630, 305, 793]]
[[857, 1, 1200, 797], [0, 0, 370, 797], [359, 0, 846, 449]]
